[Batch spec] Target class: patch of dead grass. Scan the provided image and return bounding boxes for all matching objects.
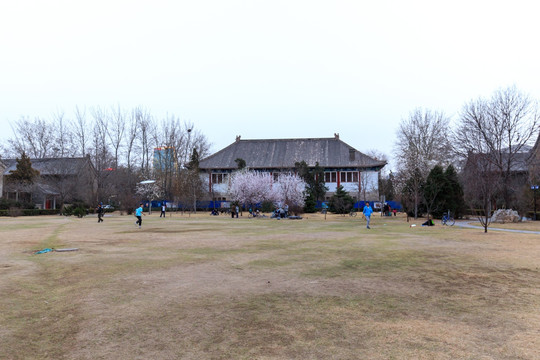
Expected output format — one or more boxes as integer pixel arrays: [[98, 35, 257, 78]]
[[1, 214, 539, 359]]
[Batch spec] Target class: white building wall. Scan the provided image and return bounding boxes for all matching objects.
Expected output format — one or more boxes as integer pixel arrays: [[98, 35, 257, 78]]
[[361, 171, 379, 200], [212, 183, 229, 193], [0, 163, 4, 197], [363, 171, 378, 192], [204, 169, 381, 201], [342, 182, 359, 193], [326, 183, 338, 193]]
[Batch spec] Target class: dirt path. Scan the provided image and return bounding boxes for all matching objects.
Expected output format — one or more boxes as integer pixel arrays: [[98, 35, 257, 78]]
[[456, 220, 540, 234]]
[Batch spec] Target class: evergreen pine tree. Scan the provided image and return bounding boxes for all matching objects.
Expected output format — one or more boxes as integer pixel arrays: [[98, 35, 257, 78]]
[[6, 152, 40, 204], [329, 185, 354, 214], [186, 148, 199, 170], [423, 165, 445, 218], [7, 152, 40, 184], [295, 161, 328, 213], [442, 165, 465, 218], [303, 192, 317, 213], [234, 158, 246, 169]]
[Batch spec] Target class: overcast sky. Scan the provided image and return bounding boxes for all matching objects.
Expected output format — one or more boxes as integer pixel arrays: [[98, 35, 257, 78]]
[[1, 0, 539, 169]]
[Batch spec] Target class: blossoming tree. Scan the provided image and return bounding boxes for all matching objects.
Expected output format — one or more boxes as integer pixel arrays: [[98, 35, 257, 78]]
[[229, 170, 307, 212], [272, 173, 306, 209], [229, 170, 275, 207]]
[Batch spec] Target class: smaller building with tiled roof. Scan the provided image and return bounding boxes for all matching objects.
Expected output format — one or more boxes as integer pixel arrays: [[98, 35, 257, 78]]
[[1, 156, 97, 209], [529, 133, 540, 183], [199, 134, 386, 202]]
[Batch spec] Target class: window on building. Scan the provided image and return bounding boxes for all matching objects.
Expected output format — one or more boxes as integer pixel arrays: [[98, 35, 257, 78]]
[[324, 171, 337, 183], [211, 173, 228, 184], [340, 171, 359, 183]]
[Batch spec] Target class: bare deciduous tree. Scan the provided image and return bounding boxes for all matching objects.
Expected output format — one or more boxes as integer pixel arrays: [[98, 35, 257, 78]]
[[462, 153, 499, 232], [90, 107, 113, 202], [138, 113, 156, 178], [455, 86, 540, 209], [9, 117, 56, 158], [52, 111, 74, 157], [152, 116, 183, 199], [108, 105, 127, 171], [394, 108, 451, 218], [73, 106, 89, 157], [125, 108, 143, 175], [4, 105, 212, 210]]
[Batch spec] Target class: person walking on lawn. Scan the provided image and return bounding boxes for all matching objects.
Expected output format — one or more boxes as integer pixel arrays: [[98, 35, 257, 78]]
[[97, 203, 104, 223]]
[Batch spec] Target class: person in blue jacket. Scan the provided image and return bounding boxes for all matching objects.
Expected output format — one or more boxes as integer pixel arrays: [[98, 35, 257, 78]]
[[135, 203, 145, 228], [363, 202, 373, 229]]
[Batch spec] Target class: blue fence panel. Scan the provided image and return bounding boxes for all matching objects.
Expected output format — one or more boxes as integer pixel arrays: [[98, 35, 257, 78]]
[[316, 200, 402, 211], [145, 199, 402, 212]]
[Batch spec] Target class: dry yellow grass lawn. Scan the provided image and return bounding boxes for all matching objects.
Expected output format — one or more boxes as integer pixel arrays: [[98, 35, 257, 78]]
[[1, 212, 539, 359]]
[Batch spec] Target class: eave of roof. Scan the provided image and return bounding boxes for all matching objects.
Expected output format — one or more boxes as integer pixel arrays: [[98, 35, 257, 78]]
[[199, 137, 386, 170], [1, 157, 92, 176]]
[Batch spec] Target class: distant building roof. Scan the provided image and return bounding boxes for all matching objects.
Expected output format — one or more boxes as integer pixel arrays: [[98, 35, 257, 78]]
[[529, 133, 540, 163], [465, 151, 529, 173], [1, 157, 94, 176], [199, 136, 386, 170], [510, 152, 530, 172]]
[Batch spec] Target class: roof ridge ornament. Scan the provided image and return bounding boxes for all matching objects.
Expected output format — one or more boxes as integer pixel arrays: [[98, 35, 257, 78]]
[[236, 135, 241, 142], [334, 133, 339, 139]]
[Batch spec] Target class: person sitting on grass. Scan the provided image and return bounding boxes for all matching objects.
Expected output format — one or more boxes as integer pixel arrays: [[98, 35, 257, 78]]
[[422, 217, 434, 226]]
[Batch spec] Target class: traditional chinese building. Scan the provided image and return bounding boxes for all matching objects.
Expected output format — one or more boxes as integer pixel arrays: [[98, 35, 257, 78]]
[[198, 134, 386, 202]]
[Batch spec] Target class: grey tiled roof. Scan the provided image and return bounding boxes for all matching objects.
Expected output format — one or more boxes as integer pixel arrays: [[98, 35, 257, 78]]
[[529, 134, 540, 163], [465, 151, 530, 172], [507, 152, 529, 172], [199, 137, 386, 170], [1, 157, 93, 176]]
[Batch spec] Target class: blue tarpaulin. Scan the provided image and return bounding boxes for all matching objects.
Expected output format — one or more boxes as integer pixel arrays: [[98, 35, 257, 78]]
[[35, 248, 53, 254]]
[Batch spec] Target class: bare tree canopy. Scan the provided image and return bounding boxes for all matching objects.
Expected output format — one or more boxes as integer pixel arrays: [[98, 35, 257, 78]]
[[454, 86, 540, 208], [455, 86, 539, 159], [8, 117, 57, 159], [394, 108, 451, 218], [395, 108, 452, 174], [4, 106, 211, 209], [462, 153, 499, 232]]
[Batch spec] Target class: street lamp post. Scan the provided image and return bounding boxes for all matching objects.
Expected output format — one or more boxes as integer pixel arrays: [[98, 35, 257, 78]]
[[185, 128, 196, 214], [531, 185, 539, 221]]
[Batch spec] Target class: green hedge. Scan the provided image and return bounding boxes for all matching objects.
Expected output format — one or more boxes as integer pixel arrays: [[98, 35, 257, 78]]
[[464, 209, 488, 217], [0, 209, 61, 217], [23, 209, 61, 216]]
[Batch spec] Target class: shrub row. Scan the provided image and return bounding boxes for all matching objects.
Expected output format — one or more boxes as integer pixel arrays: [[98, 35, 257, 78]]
[[0, 209, 61, 217]]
